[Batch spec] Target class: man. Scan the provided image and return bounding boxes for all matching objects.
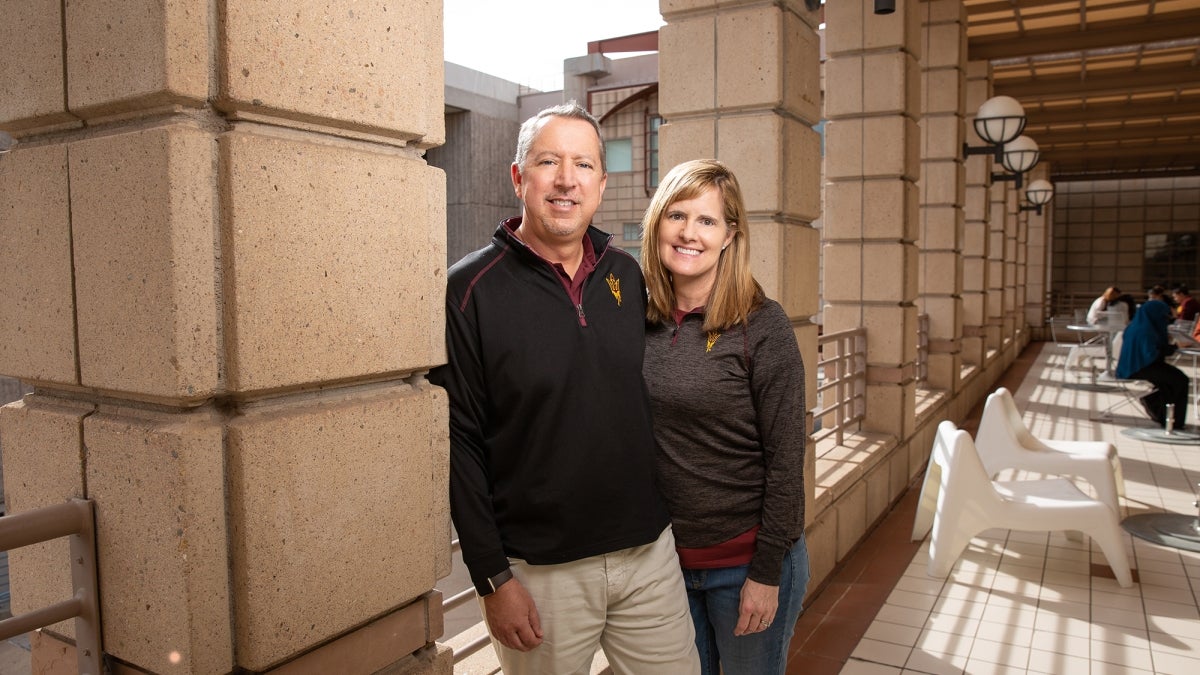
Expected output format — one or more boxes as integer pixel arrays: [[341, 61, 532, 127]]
[[430, 103, 699, 674]]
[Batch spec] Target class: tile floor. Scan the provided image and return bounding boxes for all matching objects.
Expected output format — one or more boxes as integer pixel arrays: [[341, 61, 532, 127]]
[[788, 342, 1200, 675]]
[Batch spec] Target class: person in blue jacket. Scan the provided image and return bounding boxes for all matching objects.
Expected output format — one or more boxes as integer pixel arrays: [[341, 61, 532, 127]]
[[1117, 296, 1189, 428]]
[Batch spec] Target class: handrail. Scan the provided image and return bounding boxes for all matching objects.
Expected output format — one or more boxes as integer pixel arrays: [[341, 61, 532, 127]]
[[814, 327, 867, 445], [0, 499, 102, 675], [916, 313, 930, 384]]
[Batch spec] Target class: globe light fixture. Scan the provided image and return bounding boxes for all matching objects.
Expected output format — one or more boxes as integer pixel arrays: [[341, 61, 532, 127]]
[[962, 95, 1027, 163], [1019, 179, 1055, 216], [992, 135, 1040, 189]]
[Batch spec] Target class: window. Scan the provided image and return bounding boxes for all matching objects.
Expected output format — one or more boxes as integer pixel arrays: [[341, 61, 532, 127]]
[[1144, 232, 1198, 291], [647, 116, 662, 188], [605, 138, 633, 173], [624, 246, 642, 262], [623, 223, 641, 241]]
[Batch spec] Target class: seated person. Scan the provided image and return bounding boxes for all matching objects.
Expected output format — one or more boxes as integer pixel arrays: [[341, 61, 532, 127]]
[[1086, 286, 1121, 324], [1117, 297, 1190, 429], [1111, 294, 1137, 323], [1173, 285, 1200, 321]]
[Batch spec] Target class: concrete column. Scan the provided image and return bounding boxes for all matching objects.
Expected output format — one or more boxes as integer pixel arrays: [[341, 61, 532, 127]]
[[1025, 163, 1052, 330], [961, 60, 992, 366], [659, 0, 823, 521], [917, 0, 966, 391], [1004, 180, 1020, 348], [988, 179, 1008, 353], [0, 3, 450, 674], [1013, 186, 1029, 346], [822, 0, 922, 438]]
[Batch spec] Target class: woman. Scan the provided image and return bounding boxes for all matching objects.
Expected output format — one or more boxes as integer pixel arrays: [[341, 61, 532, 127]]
[[641, 159, 809, 675], [1117, 295, 1189, 428]]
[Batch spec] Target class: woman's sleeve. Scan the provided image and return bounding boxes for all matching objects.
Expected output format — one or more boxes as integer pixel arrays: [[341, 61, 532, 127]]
[[747, 302, 807, 585]]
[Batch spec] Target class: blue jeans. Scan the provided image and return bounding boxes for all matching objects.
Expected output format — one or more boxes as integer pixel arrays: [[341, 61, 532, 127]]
[[681, 536, 810, 675]]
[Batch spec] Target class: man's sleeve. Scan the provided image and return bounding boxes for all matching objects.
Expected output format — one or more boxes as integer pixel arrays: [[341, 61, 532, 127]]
[[429, 286, 510, 594]]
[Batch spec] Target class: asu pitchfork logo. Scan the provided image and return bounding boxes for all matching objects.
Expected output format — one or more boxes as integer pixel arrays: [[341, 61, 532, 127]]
[[706, 331, 721, 353], [606, 273, 622, 306]]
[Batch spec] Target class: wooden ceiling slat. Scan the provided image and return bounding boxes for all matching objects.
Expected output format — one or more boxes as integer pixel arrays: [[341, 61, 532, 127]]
[[960, 0, 1200, 178], [996, 64, 1199, 99], [1036, 121, 1200, 144], [1044, 143, 1200, 160], [968, 11, 1200, 60], [1025, 99, 1200, 124]]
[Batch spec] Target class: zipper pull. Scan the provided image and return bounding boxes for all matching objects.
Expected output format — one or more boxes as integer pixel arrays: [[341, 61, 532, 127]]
[[577, 304, 586, 320]]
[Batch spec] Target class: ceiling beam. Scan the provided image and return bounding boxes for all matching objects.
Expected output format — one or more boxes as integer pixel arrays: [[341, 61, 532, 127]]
[[968, 11, 1200, 60], [995, 64, 1200, 100], [1052, 166, 1200, 182], [1043, 144, 1200, 162], [1024, 99, 1200, 125], [1034, 122, 1200, 145]]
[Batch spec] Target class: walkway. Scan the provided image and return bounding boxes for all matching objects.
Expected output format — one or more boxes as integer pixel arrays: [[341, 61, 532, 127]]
[[791, 342, 1200, 674]]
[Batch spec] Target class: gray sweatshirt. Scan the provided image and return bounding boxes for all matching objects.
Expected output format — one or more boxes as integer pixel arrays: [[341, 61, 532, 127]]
[[644, 298, 807, 585]]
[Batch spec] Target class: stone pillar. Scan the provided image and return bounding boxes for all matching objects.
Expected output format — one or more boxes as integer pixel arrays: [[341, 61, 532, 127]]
[[1025, 163, 1052, 330], [822, 0, 922, 438], [916, 0, 966, 391], [1013, 184, 1029, 345], [961, 60, 992, 366], [987, 173, 1008, 353], [659, 0, 823, 518], [1004, 179, 1020, 347], [0, 3, 450, 674]]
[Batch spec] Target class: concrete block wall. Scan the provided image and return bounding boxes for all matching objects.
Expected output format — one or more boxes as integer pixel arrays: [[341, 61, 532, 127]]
[[1052, 175, 1200, 298], [0, 3, 449, 673], [428, 110, 521, 267], [660, 0, 823, 530], [961, 60, 992, 367], [823, 0, 922, 441], [917, 0, 967, 392]]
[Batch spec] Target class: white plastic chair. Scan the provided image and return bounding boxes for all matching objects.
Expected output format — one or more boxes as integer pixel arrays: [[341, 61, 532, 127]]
[[1047, 317, 1104, 380], [912, 421, 1133, 587], [977, 387, 1125, 516]]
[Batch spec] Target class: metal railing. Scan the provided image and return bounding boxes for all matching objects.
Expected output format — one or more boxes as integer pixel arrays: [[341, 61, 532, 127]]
[[443, 537, 490, 664], [0, 499, 102, 674], [814, 327, 867, 445], [1048, 291, 1094, 319], [916, 313, 930, 384]]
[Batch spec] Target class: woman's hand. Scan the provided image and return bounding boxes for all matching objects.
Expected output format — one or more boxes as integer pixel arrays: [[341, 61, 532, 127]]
[[734, 578, 779, 636]]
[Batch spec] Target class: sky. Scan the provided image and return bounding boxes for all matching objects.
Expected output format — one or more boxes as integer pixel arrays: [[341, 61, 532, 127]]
[[443, 0, 666, 92]]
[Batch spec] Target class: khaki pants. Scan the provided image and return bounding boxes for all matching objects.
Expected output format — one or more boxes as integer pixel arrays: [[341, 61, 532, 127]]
[[483, 525, 700, 675]]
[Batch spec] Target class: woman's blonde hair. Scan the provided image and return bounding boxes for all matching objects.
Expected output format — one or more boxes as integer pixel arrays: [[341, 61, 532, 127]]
[[642, 159, 764, 331]]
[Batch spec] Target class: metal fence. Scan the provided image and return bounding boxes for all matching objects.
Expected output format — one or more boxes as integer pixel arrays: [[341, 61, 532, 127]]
[[0, 499, 102, 674], [813, 327, 867, 445]]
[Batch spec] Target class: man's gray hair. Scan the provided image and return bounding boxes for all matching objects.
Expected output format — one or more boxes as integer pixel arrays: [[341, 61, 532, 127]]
[[513, 102, 606, 174]]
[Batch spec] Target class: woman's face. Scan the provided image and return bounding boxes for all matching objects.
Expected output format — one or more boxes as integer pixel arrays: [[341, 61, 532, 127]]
[[656, 186, 735, 293]]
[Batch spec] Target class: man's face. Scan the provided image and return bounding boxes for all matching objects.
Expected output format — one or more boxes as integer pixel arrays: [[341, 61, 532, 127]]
[[511, 117, 607, 242]]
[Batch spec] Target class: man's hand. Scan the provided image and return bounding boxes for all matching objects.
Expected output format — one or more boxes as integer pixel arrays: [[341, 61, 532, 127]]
[[483, 577, 544, 651], [733, 578, 779, 636]]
